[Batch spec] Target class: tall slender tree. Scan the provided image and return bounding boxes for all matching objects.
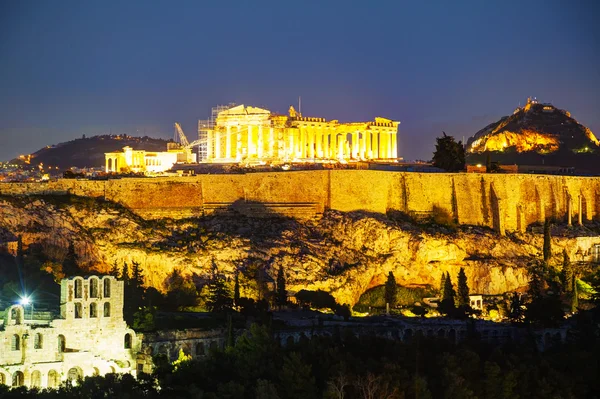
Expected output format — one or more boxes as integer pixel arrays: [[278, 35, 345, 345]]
[[276, 266, 287, 308], [109, 261, 120, 278], [121, 262, 130, 285], [384, 271, 398, 309], [571, 276, 578, 313], [206, 273, 233, 312], [439, 272, 456, 315], [456, 268, 470, 308], [62, 242, 80, 276], [561, 249, 573, 293], [233, 272, 241, 307], [543, 219, 552, 263], [439, 272, 447, 300]]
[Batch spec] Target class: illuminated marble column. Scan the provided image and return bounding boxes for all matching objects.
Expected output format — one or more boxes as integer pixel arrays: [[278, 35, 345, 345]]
[[299, 127, 306, 158], [288, 129, 294, 159], [317, 128, 321, 158], [225, 125, 232, 159], [337, 134, 344, 159], [207, 130, 214, 160], [324, 128, 329, 158], [372, 131, 379, 159], [236, 127, 243, 161], [269, 127, 275, 158], [215, 131, 221, 159], [247, 125, 254, 157], [391, 132, 398, 159], [257, 125, 264, 158], [308, 128, 315, 158], [365, 131, 371, 159], [352, 131, 359, 159]]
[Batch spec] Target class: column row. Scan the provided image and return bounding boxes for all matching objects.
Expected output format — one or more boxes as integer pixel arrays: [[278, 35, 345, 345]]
[[205, 127, 398, 161]]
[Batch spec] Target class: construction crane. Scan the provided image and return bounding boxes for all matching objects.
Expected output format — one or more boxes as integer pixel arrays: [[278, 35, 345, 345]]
[[173, 123, 190, 147]]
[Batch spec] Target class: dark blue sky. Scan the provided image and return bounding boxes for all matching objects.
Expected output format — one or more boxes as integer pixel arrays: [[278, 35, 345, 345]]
[[1, 0, 599, 162]]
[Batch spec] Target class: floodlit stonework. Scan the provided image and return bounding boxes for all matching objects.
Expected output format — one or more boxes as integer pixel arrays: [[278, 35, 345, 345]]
[[104, 144, 196, 173], [0, 276, 138, 388], [207, 104, 399, 162]]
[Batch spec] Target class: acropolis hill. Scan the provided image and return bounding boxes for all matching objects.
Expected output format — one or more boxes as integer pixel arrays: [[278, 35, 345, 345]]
[[2, 171, 600, 307]]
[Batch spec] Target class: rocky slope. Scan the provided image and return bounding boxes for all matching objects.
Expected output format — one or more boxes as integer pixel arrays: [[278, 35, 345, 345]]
[[1, 194, 599, 306]]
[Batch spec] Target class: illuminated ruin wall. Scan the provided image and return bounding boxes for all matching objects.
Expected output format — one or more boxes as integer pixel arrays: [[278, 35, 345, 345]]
[[206, 104, 399, 162], [1, 172, 599, 233]]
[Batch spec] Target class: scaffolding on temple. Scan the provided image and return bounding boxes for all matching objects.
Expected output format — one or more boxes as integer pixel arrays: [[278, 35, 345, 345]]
[[197, 104, 235, 162]]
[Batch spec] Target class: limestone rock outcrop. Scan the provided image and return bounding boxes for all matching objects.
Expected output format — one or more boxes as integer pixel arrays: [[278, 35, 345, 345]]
[[1, 194, 599, 306]]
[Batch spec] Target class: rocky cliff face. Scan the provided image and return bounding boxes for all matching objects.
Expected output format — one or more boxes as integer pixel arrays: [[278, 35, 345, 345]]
[[1, 194, 599, 306]]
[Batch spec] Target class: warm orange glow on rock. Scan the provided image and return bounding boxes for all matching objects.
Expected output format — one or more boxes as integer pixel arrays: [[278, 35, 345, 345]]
[[470, 129, 560, 153]]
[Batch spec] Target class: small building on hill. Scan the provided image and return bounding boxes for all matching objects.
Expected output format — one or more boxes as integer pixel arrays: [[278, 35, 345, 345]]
[[104, 144, 195, 174]]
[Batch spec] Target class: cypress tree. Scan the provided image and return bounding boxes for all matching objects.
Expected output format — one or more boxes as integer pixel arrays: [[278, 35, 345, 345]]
[[561, 249, 573, 293], [571, 276, 578, 313], [384, 271, 398, 309], [233, 272, 240, 307], [62, 242, 80, 276], [122, 262, 130, 285], [457, 267, 470, 308], [131, 260, 144, 290], [528, 261, 544, 300], [206, 273, 233, 312], [276, 266, 287, 308], [543, 219, 552, 263], [226, 314, 234, 349], [440, 272, 456, 315], [109, 261, 120, 278], [439, 272, 447, 300]]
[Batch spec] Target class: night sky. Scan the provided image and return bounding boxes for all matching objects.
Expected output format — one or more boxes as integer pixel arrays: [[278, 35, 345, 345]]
[[1, 0, 599, 162]]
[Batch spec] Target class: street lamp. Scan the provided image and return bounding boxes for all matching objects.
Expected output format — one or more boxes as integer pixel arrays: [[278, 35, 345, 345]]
[[19, 296, 33, 320]]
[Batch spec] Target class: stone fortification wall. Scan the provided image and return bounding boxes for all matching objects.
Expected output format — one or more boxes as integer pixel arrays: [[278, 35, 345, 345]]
[[1, 171, 599, 232]]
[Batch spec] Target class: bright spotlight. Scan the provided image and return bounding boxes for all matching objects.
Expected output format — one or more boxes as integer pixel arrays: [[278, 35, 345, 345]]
[[19, 297, 31, 306]]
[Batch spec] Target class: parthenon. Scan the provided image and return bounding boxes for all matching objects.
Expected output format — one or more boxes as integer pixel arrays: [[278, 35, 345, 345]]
[[205, 104, 399, 162]]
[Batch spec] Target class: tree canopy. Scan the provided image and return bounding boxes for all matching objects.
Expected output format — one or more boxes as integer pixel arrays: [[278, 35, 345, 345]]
[[432, 132, 465, 172]]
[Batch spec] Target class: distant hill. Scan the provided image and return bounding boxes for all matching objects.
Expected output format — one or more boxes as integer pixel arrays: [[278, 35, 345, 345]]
[[12, 135, 172, 169], [466, 99, 600, 172]]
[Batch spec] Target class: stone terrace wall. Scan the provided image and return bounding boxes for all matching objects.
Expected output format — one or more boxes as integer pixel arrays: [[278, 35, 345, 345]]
[[1, 171, 599, 232]]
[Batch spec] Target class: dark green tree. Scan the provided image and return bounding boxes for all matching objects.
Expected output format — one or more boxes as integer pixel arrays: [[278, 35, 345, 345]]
[[124, 261, 145, 324], [109, 261, 120, 278], [384, 271, 398, 309], [439, 272, 447, 300], [62, 242, 80, 276], [560, 249, 573, 293], [206, 273, 233, 312], [226, 314, 235, 349], [276, 266, 287, 308], [543, 218, 552, 263], [233, 272, 240, 307], [457, 267, 470, 308], [571, 276, 578, 313], [432, 132, 465, 172], [439, 272, 456, 315], [121, 262, 130, 285], [164, 268, 197, 310], [278, 353, 317, 399], [131, 260, 144, 290], [508, 293, 524, 322], [528, 261, 545, 300]]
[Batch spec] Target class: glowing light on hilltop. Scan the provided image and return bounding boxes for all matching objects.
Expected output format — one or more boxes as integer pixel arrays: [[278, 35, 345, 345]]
[[19, 296, 30, 306], [470, 129, 560, 154]]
